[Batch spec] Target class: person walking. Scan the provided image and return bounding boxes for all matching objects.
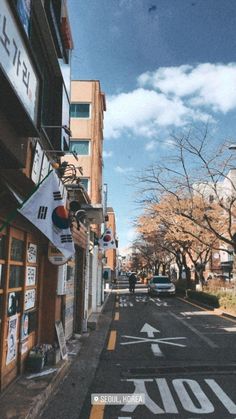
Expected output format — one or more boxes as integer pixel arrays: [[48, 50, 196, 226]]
[[129, 272, 137, 294]]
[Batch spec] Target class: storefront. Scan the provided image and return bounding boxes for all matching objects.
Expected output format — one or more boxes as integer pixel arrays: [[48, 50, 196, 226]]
[[0, 216, 46, 390]]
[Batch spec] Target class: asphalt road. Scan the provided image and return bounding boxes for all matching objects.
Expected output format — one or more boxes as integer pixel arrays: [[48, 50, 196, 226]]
[[41, 276, 236, 419], [81, 276, 236, 419]]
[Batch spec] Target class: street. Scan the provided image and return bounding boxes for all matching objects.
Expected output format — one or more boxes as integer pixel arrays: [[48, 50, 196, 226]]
[[41, 276, 236, 419]]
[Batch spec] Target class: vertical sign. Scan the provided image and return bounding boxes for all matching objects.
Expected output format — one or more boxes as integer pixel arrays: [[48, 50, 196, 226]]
[[0, 0, 39, 122]]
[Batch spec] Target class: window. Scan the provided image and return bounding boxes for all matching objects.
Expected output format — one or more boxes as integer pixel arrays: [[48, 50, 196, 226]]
[[0, 265, 5, 288], [9, 266, 24, 288], [70, 103, 90, 118], [70, 140, 90, 155], [10, 238, 24, 261], [0, 235, 6, 259], [79, 178, 89, 193]]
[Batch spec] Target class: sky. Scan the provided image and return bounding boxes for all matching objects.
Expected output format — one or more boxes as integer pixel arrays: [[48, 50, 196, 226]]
[[67, 0, 236, 250]]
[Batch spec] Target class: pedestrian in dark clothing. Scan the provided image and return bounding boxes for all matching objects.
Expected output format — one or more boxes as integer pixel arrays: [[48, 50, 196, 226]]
[[129, 273, 137, 294]]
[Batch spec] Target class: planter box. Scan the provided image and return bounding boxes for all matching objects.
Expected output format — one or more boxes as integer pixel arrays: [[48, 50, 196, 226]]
[[46, 348, 61, 365], [26, 354, 45, 372]]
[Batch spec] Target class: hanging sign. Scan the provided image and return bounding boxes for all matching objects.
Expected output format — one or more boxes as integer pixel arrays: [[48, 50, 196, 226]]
[[48, 242, 70, 265]]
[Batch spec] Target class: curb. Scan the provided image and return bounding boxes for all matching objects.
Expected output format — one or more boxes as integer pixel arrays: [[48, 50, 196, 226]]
[[26, 360, 71, 419], [181, 296, 236, 321]]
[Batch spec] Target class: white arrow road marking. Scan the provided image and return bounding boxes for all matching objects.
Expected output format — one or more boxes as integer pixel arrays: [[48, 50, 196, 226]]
[[151, 343, 164, 357], [121, 335, 187, 347], [140, 323, 160, 337]]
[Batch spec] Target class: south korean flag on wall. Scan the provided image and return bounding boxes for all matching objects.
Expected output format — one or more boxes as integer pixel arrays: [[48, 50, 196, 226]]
[[18, 170, 75, 259], [99, 228, 116, 250]]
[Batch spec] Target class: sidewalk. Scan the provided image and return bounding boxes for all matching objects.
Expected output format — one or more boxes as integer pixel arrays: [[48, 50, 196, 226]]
[[0, 292, 115, 419]]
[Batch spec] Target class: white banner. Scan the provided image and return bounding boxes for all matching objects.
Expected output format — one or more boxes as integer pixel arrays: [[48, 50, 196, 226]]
[[99, 228, 116, 250], [18, 170, 75, 259]]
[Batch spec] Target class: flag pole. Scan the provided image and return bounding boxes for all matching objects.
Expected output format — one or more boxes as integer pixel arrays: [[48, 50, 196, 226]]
[[0, 170, 54, 233]]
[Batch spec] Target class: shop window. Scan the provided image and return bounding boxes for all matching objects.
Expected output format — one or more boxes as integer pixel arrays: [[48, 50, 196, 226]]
[[28, 310, 37, 333], [9, 266, 24, 288], [10, 238, 24, 261], [7, 292, 22, 317], [0, 235, 6, 259]]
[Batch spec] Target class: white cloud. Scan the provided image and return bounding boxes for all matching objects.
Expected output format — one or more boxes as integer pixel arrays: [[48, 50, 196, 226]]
[[145, 140, 158, 151], [138, 63, 236, 113], [103, 150, 113, 158], [104, 63, 236, 140], [105, 88, 201, 139], [126, 227, 136, 242], [115, 165, 133, 174]]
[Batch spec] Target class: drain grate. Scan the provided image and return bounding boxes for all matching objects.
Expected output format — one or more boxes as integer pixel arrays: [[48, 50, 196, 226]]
[[121, 364, 236, 378]]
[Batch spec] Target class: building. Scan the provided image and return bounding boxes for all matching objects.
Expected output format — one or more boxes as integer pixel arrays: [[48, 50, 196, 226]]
[[63, 80, 106, 331], [103, 207, 118, 281], [0, 0, 75, 390]]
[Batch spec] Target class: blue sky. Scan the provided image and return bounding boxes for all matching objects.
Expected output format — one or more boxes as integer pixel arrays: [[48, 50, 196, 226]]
[[68, 0, 236, 250]]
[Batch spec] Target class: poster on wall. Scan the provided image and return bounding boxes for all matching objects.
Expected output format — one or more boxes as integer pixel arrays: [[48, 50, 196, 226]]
[[24, 289, 35, 311], [6, 315, 18, 365], [21, 313, 29, 341], [26, 266, 36, 286], [27, 243, 37, 263]]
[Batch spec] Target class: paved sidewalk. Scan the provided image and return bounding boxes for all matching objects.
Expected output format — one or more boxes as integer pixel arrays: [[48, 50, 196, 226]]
[[0, 292, 115, 419]]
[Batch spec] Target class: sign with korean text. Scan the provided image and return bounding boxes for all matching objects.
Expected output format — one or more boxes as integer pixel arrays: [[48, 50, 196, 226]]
[[24, 288, 35, 310], [26, 266, 36, 286], [0, 0, 39, 122], [6, 315, 18, 365], [27, 243, 37, 263]]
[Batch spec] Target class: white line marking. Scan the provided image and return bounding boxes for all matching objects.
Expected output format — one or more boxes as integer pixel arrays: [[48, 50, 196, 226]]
[[151, 343, 164, 357], [156, 378, 178, 413], [169, 311, 218, 348], [205, 379, 236, 413], [224, 327, 236, 332], [121, 335, 187, 347], [173, 379, 214, 414]]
